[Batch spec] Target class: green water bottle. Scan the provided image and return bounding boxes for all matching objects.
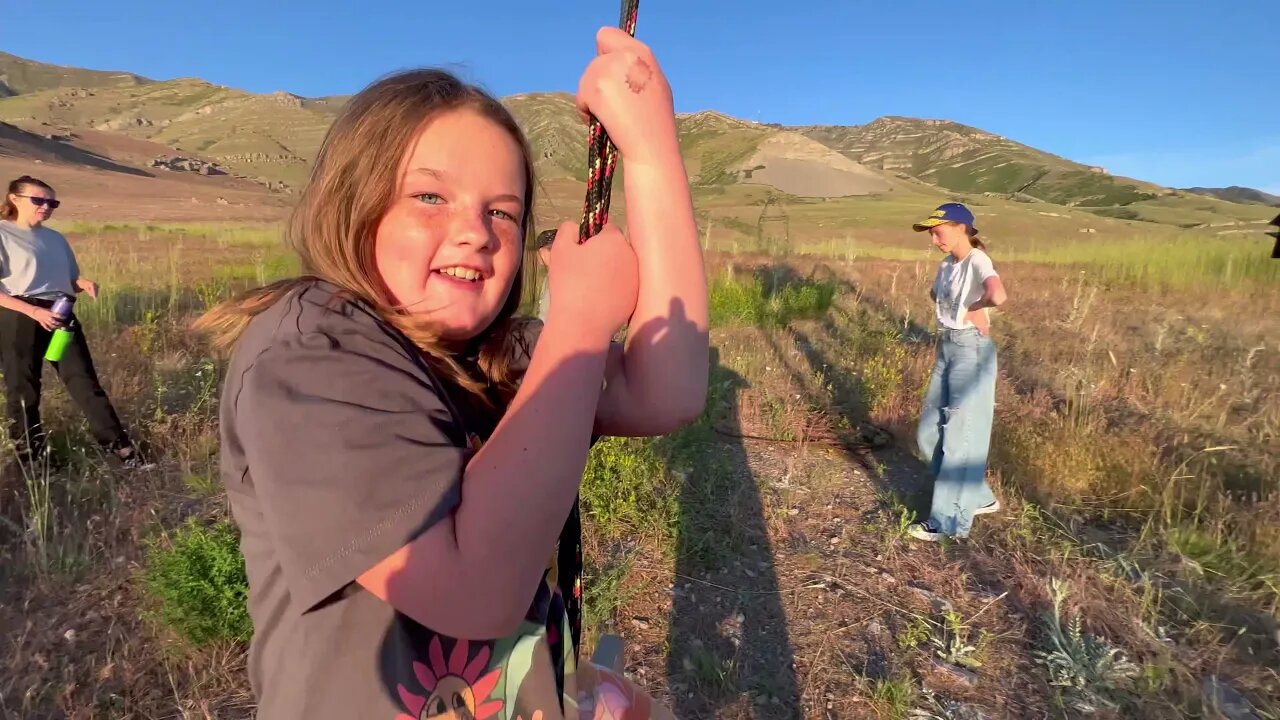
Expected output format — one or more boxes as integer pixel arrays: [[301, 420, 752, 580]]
[[44, 295, 76, 363]]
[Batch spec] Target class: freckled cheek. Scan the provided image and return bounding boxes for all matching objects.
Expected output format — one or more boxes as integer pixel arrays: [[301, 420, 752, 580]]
[[375, 229, 440, 304], [493, 235, 525, 286]]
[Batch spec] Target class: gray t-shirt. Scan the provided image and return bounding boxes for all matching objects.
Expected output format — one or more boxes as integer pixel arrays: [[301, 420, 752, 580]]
[[0, 220, 80, 298], [220, 279, 577, 720]]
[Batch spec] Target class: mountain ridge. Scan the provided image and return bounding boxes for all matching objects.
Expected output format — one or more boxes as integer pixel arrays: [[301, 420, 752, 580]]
[[1, 50, 1275, 234], [1181, 186, 1280, 208], [0, 51, 149, 97]]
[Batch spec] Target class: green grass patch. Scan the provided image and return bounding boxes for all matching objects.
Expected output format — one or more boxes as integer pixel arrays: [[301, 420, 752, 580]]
[[581, 437, 677, 542], [582, 553, 636, 637], [708, 271, 836, 328], [1004, 235, 1279, 288], [53, 220, 280, 241], [143, 518, 251, 647], [867, 673, 918, 719], [1164, 525, 1280, 604], [213, 254, 300, 284]]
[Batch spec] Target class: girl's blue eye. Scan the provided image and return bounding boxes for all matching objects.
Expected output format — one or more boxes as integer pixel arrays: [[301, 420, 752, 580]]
[[490, 209, 517, 222], [415, 193, 444, 204]]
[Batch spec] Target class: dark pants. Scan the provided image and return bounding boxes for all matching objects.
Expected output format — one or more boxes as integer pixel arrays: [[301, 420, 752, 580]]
[[0, 302, 128, 459]]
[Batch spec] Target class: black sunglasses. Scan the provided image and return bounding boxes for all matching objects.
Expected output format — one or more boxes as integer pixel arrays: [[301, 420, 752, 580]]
[[17, 195, 60, 209]]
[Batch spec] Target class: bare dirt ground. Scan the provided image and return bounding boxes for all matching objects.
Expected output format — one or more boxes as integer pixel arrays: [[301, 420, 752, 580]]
[[740, 134, 893, 199], [1, 125, 291, 223]]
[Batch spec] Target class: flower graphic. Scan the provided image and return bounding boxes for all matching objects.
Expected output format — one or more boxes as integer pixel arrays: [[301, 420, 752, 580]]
[[396, 637, 503, 720]]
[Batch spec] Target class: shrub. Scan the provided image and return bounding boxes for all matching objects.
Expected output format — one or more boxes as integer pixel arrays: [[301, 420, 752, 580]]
[[581, 437, 676, 542], [144, 518, 252, 647], [708, 273, 835, 328]]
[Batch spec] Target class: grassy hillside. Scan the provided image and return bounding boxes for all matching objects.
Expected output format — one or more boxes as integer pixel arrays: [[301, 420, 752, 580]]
[[0, 78, 340, 188], [1089, 192, 1280, 229], [799, 116, 1166, 207], [0, 51, 148, 97], [676, 111, 774, 186], [797, 116, 1280, 229], [502, 92, 591, 182], [1182, 185, 1280, 207]]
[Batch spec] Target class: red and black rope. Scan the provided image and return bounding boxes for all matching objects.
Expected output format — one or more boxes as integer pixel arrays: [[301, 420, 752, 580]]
[[558, 0, 640, 660], [578, 0, 640, 242]]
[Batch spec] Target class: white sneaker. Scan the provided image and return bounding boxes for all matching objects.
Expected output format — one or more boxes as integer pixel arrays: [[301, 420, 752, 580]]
[[908, 521, 944, 542], [974, 499, 1001, 516], [117, 447, 157, 471]]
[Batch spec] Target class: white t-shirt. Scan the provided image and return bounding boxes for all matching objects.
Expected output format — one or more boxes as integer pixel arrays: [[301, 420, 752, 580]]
[[0, 220, 80, 298], [932, 248, 998, 330]]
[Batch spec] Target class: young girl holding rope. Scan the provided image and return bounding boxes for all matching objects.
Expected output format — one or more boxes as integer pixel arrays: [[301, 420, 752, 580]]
[[197, 27, 703, 720]]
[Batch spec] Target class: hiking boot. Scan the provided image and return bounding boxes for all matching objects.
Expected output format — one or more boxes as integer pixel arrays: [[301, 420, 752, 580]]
[[115, 446, 156, 471]]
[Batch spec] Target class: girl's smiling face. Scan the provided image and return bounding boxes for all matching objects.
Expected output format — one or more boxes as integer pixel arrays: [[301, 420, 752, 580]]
[[373, 108, 528, 342]]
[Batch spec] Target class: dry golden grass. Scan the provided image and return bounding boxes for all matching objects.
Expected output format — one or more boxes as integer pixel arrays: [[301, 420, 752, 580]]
[[2, 226, 1277, 718]]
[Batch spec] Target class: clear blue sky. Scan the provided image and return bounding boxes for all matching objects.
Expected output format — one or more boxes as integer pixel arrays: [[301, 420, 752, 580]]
[[6, 0, 1278, 193]]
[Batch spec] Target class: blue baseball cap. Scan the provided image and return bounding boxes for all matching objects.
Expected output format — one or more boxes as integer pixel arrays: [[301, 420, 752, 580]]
[[912, 202, 978, 234]]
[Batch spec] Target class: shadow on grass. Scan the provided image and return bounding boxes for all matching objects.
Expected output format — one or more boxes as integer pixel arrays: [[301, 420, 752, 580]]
[[656, 346, 802, 718], [740, 261, 938, 517]]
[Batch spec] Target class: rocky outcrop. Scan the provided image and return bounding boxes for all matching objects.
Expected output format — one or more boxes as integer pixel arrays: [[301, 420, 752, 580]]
[[95, 116, 154, 131], [216, 152, 300, 164], [259, 179, 294, 194], [150, 155, 226, 175], [270, 91, 303, 109]]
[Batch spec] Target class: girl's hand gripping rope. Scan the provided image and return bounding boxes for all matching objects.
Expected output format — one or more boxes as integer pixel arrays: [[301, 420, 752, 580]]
[[576, 27, 679, 172]]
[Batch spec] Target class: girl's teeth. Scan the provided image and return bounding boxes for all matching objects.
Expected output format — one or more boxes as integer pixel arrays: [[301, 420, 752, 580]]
[[441, 267, 480, 281]]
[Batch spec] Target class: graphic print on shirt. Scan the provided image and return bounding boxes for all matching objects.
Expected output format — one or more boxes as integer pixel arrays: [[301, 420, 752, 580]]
[[396, 637, 504, 720]]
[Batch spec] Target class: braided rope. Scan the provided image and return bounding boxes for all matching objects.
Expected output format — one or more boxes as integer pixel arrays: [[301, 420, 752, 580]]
[[558, 0, 640, 661], [579, 0, 640, 242]]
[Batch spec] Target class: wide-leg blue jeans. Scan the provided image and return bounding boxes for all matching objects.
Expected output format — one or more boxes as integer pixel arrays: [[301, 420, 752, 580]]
[[916, 327, 998, 538]]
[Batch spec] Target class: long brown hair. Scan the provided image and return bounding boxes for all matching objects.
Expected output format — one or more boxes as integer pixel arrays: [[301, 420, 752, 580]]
[[193, 69, 537, 399], [2, 175, 55, 221], [966, 226, 987, 251]]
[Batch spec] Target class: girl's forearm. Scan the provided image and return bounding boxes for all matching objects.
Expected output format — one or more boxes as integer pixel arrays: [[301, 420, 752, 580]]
[[615, 148, 709, 423], [0, 291, 33, 315], [968, 295, 996, 311], [457, 313, 609, 580], [360, 313, 612, 638]]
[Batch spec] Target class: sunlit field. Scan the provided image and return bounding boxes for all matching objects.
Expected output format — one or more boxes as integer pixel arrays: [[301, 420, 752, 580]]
[[1, 221, 1275, 719]]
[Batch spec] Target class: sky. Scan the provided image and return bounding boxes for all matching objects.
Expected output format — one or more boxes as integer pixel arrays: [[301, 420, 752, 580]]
[[5, 0, 1278, 193]]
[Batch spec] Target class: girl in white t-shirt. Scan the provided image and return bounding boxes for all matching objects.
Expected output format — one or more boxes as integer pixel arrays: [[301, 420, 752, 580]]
[[908, 203, 1008, 541]]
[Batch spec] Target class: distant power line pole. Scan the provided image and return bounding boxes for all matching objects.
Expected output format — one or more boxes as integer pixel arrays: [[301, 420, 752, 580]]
[[757, 193, 789, 256]]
